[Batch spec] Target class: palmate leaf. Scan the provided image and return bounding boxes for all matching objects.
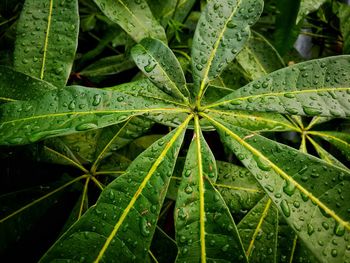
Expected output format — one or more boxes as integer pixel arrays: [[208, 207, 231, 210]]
[[238, 196, 279, 262], [0, 82, 190, 145], [205, 56, 350, 118], [203, 113, 350, 262], [0, 66, 56, 103], [13, 0, 79, 87], [93, 0, 166, 43], [131, 38, 190, 102], [175, 116, 247, 262], [40, 116, 191, 262], [192, 0, 263, 101]]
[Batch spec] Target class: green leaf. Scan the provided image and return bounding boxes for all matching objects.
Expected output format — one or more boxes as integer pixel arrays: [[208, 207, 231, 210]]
[[238, 196, 278, 262], [297, 0, 328, 23], [93, 0, 166, 43], [91, 117, 154, 173], [206, 56, 350, 118], [236, 31, 285, 80], [307, 135, 348, 169], [13, 0, 79, 87], [204, 113, 350, 263], [0, 83, 190, 145], [215, 161, 264, 214], [174, 116, 247, 262], [40, 116, 191, 262], [202, 109, 297, 132], [191, 0, 263, 101], [79, 54, 135, 77], [308, 131, 350, 161], [273, 0, 301, 55], [131, 38, 190, 102], [0, 66, 56, 103], [337, 3, 350, 54]]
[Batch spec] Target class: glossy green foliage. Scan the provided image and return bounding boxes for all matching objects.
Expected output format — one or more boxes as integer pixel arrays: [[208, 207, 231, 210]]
[[191, 0, 264, 100], [207, 56, 350, 118], [131, 38, 190, 102], [14, 0, 79, 87], [40, 118, 190, 262], [1, 0, 350, 262], [337, 3, 350, 54], [236, 31, 284, 80], [0, 82, 189, 145], [0, 66, 56, 102], [206, 115, 350, 262], [93, 0, 166, 43], [175, 117, 247, 262], [238, 196, 278, 262]]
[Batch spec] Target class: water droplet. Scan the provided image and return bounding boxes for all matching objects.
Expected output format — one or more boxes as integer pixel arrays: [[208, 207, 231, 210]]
[[334, 222, 345, 236], [331, 249, 338, 257], [255, 156, 271, 171], [92, 94, 102, 106], [280, 200, 291, 217], [76, 123, 98, 131], [139, 217, 150, 237], [185, 185, 193, 194], [144, 60, 156, 73]]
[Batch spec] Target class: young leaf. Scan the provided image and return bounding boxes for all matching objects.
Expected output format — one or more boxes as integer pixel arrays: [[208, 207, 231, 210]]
[[192, 0, 263, 101], [206, 56, 350, 118], [0, 84, 190, 145], [0, 66, 56, 103], [238, 196, 278, 262], [93, 0, 166, 43], [204, 113, 350, 263], [40, 116, 191, 262], [131, 38, 190, 102], [14, 0, 79, 87], [175, 116, 247, 262]]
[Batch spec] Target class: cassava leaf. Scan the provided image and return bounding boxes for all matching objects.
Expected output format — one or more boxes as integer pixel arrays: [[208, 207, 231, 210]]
[[0, 66, 56, 103], [174, 116, 247, 262], [191, 0, 263, 101], [93, 0, 166, 43], [13, 0, 79, 87], [40, 116, 191, 262], [202, 109, 297, 132], [206, 56, 350, 118], [0, 83, 190, 145], [238, 196, 279, 262], [131, 38, 190, 102], [203, 113, 350, 263]]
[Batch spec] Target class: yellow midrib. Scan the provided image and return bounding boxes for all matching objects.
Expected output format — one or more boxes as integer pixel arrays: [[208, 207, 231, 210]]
[[93, 115, 192, 263], [207, 109, 298, 131], [202, 113, 350, 232], [308, 131, 349, 147], [195, 116, 206, 263], [205, 87, 350, 109], [40, 0, 54, 80], [246, 198, 272, 257], [196, 0, 241, 102]]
